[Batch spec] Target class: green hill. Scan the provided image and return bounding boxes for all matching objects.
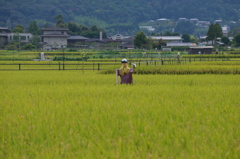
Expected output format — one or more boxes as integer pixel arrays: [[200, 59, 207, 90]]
[[0, 0, 239, 34]]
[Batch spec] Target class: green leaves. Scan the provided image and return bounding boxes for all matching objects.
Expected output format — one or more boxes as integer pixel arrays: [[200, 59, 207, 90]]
[[233, 33, 240, 46], [206, 23, 223, 45], [1, 0, 240, 34], [1, 71, 239, 158], [12, 25, 26, 33], [134, 31, 147, 49]]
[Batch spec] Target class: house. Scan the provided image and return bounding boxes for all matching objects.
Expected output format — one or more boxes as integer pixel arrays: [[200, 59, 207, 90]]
[[111, 34, 125, 40], [139, 26, 155, 32], [149, 36, 183, 43], [178, 18, 188, 21], [190, 18, 199, 24], [196, 21, 210, 28], [156, 18, 169, 21], [188, 46, 213, 54], [7, 33, 32, 43], [76, 38, 120, 49], [214, 20, 222, 23], [41, 27, 69, 50], [67, 35, 89, 44], [0, 27, 11, 47], [222, 25, 229, 36], [120, 36, 134, 49], [0, 27, 33, 48]]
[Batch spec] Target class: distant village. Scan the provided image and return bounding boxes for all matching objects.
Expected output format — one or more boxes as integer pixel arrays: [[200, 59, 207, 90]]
[[0, 17, 237, 54], [140, 18, 234, 33]]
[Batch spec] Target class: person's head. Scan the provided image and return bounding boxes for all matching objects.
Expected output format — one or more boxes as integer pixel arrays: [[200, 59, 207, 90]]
[[121, 58, 128, 66]]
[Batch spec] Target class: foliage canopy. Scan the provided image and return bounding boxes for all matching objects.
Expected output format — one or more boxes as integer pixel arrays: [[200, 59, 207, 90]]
[[1, 0, 239, 33]]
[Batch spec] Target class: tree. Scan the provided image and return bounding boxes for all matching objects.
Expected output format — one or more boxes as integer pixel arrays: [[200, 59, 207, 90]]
[[221, 36, 230, 45], [228, 27, 240, 37], [12, 25, 25, 33], [90, 25, 98, 32], [44, 22, 50, 28], [12, 34, 21, 44], [233, 33, 240, 46], [144, 37, 154, 50], [182, 34, 190, 42], [29, 35, 41, 49], [206, 23, 223, 45], [5, 43, 18, 50], [54, 14, 66, 28], [28, 21, 41, 35], [68, 22, 80, 34], [214, 23, 223, 39], [190, 35, 199, 43], [163, 31, 180, 36], [175, 21, 196, 34], [134, 31, 147, 49]]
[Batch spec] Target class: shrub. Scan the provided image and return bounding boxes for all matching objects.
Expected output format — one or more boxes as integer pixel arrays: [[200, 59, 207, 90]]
[[5, 44, 18, 50], [21, 43, 35, 50]]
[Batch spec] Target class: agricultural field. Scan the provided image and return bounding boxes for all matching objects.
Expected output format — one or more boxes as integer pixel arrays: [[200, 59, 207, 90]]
[[0, 71, 239, 158]]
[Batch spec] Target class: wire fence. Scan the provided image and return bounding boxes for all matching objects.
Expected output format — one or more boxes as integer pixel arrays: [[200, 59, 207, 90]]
[[0, 57, 232, 71]]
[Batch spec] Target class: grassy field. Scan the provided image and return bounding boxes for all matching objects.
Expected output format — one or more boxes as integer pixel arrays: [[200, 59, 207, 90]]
[[0, 71, 239, 158]]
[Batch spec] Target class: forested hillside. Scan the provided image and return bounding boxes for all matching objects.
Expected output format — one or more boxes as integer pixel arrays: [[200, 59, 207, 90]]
[[0, 0, 240, 33]]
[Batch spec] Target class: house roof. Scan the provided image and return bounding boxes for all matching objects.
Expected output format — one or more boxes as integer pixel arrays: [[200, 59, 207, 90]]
[[189, 46, 213, 49], [149, 36, 182, 41], [42, 27, 69, 31], [0, 27, 11, 32], [41, 34, 69, 37], [190, 18, 199, 21], [8, 33, 32, 36], [167, 42, 196, 47], [157, 18, 169, 21], [0, 33, 9, 36], [68, 36, 89, 40], [85, 39, 108, 43]]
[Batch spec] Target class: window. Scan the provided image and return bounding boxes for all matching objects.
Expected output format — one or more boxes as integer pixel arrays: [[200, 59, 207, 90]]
[[21, 36, 26, 40]]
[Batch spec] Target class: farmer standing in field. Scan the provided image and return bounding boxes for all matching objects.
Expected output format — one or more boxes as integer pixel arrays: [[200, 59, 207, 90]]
[[116, 58, 136, 84]]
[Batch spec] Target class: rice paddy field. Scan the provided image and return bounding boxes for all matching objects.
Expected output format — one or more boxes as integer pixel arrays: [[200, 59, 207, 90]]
[[0, 70, 239, 158]]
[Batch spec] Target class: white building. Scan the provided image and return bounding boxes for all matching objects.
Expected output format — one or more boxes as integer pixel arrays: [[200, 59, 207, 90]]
[[190, 18, 199, 23], [41, 27, 69, 50], [111, 34, 125, 40], [178, 18, 188, 21], [156, 18, 169, 21], [222, 25, 229, 36], [7, 33, 32, 43], [139, 26, 155, 32], [0, 27, 32, 44], [214, 20, 222, 23], [197, 21, 210, 28]]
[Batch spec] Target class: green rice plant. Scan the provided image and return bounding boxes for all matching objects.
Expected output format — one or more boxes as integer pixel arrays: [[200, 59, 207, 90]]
[[102, 64, 240, 75], [0, 71, 239, 158], [182, 54, 240, 58]]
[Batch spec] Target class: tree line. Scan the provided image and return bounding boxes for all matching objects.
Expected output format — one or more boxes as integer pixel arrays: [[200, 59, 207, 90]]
[[1, 0, 240, 34]]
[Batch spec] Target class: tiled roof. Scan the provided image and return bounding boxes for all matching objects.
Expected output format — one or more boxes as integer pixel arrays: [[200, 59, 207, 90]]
[[68, 36, 89, 40], [149, 36, 182, 40], [42, 27, 69, 31], [41, 34, 69, 37]]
